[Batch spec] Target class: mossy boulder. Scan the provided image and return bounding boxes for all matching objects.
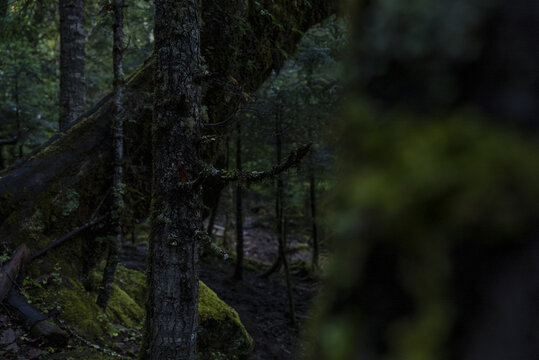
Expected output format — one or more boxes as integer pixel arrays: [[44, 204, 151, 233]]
[[26, 265, 252, 359], [198, 282, 253, 360]]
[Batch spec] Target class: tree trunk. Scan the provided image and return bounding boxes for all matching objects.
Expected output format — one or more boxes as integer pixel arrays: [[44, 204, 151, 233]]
[[281, 211, 296, 326], [233, 119, 244, 280], [274, 108, 296, 325], [0, 0, 8, 18], [59, 0, 86, 131], [97, 0, 125, 310], [143, 0, 202, 358], [222, 136, 233, 250], [310, 171, 319, 270]]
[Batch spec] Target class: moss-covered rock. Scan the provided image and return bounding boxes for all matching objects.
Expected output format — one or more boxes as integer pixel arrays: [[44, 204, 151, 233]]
[[26, 265, 252, 359], [198, 282, 253, 359]]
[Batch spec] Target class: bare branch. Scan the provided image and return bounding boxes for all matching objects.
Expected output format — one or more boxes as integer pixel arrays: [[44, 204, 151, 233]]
[[0, 135, 19, 146], [218, 143, 312, 185], [30, 214, 108, 261]]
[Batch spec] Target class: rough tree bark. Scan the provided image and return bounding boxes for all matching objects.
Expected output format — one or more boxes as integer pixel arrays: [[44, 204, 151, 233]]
[[310, 169, 319, 270], [143, 0, 202, 358], [97, 0, 125, 310], [233, 118, 244, 280], [59, 0, 86, 131]]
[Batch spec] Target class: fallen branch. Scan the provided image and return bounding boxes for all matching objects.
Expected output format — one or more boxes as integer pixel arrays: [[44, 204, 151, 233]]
[[0, 244, 30, 301], [6, 291, 68, 346], [0, 244, 68, 345], [31, 214, 108, 261]]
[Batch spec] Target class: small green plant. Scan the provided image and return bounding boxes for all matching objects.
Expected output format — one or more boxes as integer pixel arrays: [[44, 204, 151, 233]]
[[0, 252, 10, 263], [51, 263, 63, 285]]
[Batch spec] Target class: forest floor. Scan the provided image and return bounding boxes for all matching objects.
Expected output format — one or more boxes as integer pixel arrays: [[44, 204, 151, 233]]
[[0, 218, 320, 360], [123, 217, 320, 360]]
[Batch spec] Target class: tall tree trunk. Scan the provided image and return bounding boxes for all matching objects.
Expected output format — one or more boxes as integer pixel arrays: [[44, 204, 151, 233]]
[[274, 108, 296, 325], [222, 136, 233, 250], [0, 0, 8, 18], [0, 146, 4, 170], [233, 119, 244, 280], [281, 210, 296, 326], [261, 109, 286, 278], [310, 170, 319, 270], [142, 0, 202, 358], [97, 0, 125, 310], [59, 0, 86, 131]]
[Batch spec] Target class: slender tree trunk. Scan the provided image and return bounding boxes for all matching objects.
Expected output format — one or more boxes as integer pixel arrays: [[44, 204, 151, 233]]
[[97, 0, 125, 310], [274, 109, 296, 325], [233, 119, 244, 280], [59, 0, 86, 131], [141, 0, 202, 358], [0, 146, 4, 170], [14, 74, 21, 161], [262, 109, 285, 278], [222, 136, 232, 250], [0, 0, 8, 18], [310, 171, 319, 270], [281, 211, 296, 326], [207, 192, 220, 236]]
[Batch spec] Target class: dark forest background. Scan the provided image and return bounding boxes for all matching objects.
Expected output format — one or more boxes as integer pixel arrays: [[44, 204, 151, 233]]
[[1, 0, 538, 359]]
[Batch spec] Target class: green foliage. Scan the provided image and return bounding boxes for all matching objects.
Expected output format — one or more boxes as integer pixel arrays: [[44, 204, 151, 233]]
[[61, 189, 80, 217], [0, 0, 153, 169], [235, 17, 346, 248]]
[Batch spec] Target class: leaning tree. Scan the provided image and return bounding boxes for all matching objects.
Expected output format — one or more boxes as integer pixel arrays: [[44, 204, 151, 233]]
[[0, 0, 337, 262]]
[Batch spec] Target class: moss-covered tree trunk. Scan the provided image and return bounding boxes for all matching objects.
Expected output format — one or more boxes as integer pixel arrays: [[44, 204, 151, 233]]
[[97, 0, 125, 310], [144, 0, 202, 358]]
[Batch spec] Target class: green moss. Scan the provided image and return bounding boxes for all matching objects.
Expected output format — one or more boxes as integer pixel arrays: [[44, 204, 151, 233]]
[[28, 278, 109, 341], [30, 114, 96, 160], [198, 281, 236, 322], [114, 265, 147, 305], [105, 284, 144, 329], [27, 266, 145, 342], [198, 281, 253, 359], [27, 262, 252, 358]]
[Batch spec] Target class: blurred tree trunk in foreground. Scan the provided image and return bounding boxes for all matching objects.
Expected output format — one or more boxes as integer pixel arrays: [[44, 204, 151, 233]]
[[304, 1, 539, 360]]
